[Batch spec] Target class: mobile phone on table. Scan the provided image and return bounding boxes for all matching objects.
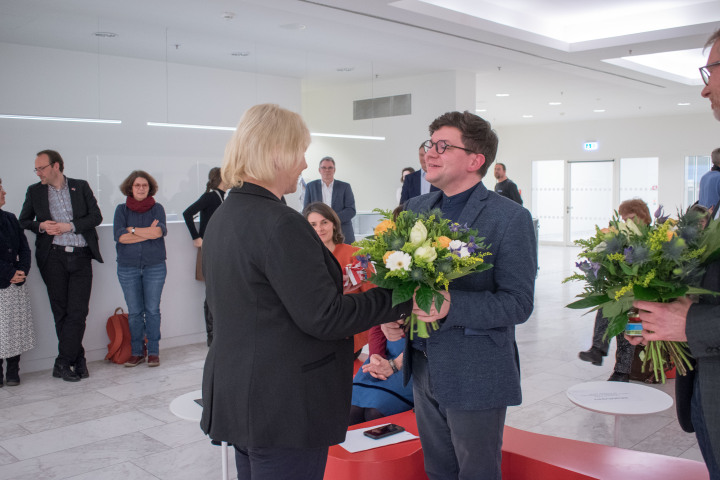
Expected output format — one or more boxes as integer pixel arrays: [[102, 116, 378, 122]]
[[363, 423, 405, 440]]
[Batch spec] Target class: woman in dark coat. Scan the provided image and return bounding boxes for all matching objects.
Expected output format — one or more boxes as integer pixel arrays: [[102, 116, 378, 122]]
[[199, 104, 438, 480], [0, 178, 36, 386], [182, 167, 226, 346]]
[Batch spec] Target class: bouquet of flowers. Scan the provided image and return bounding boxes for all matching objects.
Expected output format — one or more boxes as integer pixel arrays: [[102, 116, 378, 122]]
[[353, 209, 493, 339], [564, 206, 720, 382]]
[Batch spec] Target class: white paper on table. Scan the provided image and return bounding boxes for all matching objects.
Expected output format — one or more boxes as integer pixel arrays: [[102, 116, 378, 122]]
[[337, 424, 419, 453]]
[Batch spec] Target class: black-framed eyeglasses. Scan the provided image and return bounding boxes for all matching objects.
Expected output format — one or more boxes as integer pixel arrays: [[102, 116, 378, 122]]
[[423, 139, 476, 155], [700, 60, 720, 86], [33, 164, 51, 173]]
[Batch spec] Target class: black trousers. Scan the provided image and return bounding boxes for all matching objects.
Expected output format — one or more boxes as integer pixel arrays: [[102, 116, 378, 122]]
[[234, 445, 328, 480], [40, 247, 93, 365]]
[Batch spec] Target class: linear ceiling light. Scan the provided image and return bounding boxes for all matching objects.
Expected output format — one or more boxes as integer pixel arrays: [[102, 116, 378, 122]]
[[147, 122, 385, 140], [0, 114, 121, 124]]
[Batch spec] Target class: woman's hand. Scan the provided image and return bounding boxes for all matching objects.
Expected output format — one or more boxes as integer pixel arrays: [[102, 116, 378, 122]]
[[362, 354, 396, 380], [10, 270, 26, 284], [381, 319, 405, 341], [414, 290, 450, 323], [193, 237, 203, 248]]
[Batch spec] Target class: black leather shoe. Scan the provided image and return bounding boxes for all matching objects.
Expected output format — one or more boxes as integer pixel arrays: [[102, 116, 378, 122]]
[[578, 346, 605, 366], [608, 371, 630, 382], [52, 364, 81, 382], [74, 357, 89, 379]]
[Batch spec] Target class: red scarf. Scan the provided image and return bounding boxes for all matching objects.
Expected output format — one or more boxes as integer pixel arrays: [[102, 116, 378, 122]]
[[126, 195, 156, 213]]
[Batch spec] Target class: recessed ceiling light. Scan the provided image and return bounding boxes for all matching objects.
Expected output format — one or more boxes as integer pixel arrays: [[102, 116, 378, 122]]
[[677, 102, 691, 106], [93, 32, 118, 38], [496, 93, 510, 97], [593, 109, 606, 113], [522, 115, 533, 118], [549, 102, 562, 106], [280, 23, 306, 30], [231, 51, 250, 57], [336, 67, 354, 72], [475, 109, 487, 112]]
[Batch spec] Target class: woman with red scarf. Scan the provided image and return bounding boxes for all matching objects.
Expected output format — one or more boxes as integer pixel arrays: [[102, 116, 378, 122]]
[[113, 170, 167, 368]]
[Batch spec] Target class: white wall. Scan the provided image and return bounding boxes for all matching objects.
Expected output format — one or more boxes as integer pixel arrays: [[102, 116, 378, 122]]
[[494, 113, 719, 215], [0, 42, 302, 371]]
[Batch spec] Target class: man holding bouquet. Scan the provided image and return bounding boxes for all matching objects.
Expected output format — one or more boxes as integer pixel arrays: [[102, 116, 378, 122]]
[[628, 28, 720, 480], [383, 110, 537, 479]]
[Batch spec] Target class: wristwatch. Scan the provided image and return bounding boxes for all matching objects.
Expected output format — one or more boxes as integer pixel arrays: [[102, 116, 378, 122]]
[[131, 227, 136, 234], [388, 357, 398, 374]]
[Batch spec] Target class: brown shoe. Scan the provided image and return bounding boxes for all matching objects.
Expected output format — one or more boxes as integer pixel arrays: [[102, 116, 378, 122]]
[[124, 356, 145, 367], [147, 355, 160, 367]]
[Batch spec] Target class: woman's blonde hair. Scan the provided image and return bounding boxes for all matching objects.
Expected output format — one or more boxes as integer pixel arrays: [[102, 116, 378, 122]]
[[222, 104, 310, 188]]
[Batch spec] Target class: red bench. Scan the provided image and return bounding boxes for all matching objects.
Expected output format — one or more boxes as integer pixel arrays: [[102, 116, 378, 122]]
[[325, 411, 709, 480]]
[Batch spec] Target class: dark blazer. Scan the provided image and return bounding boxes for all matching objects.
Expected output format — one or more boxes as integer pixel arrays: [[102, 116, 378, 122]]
[[677, 260, 720, 456], [0, 210, 31, 289], [19, 177, 103, 269], [304, 179, 356, 243], [404, 182, 536, 409], [399, 170, 439, 205], [200, 182, 411, 448]]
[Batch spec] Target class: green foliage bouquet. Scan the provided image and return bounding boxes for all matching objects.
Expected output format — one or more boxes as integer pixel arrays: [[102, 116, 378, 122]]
[[354, 209, 493, 339], [564, 207, 720, 382]]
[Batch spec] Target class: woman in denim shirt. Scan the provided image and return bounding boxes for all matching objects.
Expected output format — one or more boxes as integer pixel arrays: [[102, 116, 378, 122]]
[[113, 170, 167, 368]]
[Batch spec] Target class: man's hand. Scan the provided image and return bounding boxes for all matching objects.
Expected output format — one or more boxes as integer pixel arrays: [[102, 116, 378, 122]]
[[381, 319, 405, 341], [362, 354, 393, 380], [625, 297, 692, 344], [193, 237, 203, 248], [414, 290, 450, 323]]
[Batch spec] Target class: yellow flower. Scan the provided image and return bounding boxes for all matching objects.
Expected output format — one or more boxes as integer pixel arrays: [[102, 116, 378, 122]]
[[434, 236, 451, 249], [374, 219, 395, 236], [382, 250, 395, 264], [614, 282, 634, 301], [607, 253, 625, 262]]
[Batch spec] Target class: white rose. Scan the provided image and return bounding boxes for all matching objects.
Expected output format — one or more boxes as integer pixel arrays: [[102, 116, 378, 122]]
[[385, 251, 412, 271], [414, 245, 437, 263], [409, 221, 428, 244], [458, 246, 470, 258], [448, 239, 464, 250]]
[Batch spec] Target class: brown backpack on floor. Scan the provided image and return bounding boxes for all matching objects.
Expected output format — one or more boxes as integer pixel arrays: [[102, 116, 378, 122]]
[[105, 307, 132, 364]]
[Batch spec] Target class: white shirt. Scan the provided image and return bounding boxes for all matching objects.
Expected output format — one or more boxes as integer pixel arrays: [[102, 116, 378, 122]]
[[420, 170, 431, 195], [322, 180, 334, 207]]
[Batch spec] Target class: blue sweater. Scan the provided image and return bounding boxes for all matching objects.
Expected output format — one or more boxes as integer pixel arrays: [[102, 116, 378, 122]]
[[113, 202, 167, 267]]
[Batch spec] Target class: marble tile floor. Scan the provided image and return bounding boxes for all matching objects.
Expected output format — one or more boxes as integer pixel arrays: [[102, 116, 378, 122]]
[[0, 245, 705, 479]]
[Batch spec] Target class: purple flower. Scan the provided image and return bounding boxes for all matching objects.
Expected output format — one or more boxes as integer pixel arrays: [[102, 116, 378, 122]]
[[449, 223, 460, 233], [654, 205, 669, 223], [624, 246, 634, 264], [466, 236, 478, 254], [356, 255, 370, 268]]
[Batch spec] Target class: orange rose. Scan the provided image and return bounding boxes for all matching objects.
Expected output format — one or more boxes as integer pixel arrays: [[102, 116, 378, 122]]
[[374, 219, 396, 236], [383, 251, 395, 264], [667, 230, 675, 241], [435, 236, 451, 248]]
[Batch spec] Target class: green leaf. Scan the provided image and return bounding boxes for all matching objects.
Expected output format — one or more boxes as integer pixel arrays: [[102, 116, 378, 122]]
[[604, 262, 617, 276], [566, 294, 610, 309], [433, 290, 446, 312], [601, 300, 624, 319], [632, 285, 661, 301], [392, 282, 415, 307], [619, 262, 635, 276], [659, 285, 689, 301], [686, 286, 720, 296], [415, 284, 434, 314]]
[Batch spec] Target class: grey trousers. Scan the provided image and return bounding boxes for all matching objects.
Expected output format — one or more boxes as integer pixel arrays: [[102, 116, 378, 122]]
[[592, 310, 635, 374]]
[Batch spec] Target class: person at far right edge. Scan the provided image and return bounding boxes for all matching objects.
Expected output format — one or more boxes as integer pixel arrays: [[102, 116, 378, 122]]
[[627, 28, 720, 480], [493, 162, 523, 205], [383, 110, 537, 480]]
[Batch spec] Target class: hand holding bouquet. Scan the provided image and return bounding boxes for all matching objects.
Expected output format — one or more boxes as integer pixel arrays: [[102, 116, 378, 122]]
[[354, 209, 493, 339], [564, 206, 720, 382]]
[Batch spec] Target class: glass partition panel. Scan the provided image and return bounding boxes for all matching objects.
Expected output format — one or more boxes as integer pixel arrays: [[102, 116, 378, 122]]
[[685, 155, 711, 207], [619, 157, 659, 212], [569, 161, 613, 243], [531, 160, 564, 243]]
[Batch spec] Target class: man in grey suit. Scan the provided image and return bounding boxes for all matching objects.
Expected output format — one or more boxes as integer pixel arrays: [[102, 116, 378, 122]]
[[383, 111, 536, 479], [304, 156, 356, 243], [629, 28, 720, 479]]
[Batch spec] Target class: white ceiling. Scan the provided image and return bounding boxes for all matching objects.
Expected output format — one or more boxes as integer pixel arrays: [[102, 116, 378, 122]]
[[0, 0, 717, 126]]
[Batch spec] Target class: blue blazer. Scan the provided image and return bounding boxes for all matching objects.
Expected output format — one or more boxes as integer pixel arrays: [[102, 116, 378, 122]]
[[304, 179, 356, 243], [399, 170, 439, 206], [404, 182, 537, 409]]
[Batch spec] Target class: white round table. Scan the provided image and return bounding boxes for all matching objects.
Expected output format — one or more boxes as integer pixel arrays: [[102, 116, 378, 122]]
[[566, 381, 673, 447], [170, 389, 229, 480]]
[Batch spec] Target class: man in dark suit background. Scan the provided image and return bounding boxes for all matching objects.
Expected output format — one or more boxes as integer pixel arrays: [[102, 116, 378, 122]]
[[304, 156, 356, 243], [399, 142, 439, 205], [19, 150, 103, 382], [629, 28, 720, 479], [383, 111, 536, 479], [493, 162, 523, 205]]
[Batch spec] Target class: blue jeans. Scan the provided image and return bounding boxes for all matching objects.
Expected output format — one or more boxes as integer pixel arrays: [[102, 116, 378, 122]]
[[117, 263, 166, 356]]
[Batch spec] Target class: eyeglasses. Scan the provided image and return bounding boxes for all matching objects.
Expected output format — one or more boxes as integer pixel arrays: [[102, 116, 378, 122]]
[[700, 60, 720, 86], [423, 140, 476, 155], [34, 164, 51, 173]]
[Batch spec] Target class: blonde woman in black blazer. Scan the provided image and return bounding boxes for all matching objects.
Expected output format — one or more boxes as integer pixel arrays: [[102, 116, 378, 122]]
[[199, 104, 442, 480]]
